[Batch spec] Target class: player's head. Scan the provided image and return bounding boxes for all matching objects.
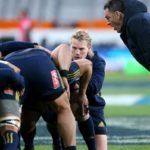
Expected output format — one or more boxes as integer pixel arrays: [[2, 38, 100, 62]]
[[104, 0, 124, 33], [70, 30, 92, 60]]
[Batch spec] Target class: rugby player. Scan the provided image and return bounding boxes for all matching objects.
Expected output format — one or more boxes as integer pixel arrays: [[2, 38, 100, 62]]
[[46, 30, 107, 150], [70, 30, 107, 150], [0, 60, 24, 150], [45, 58, 93, 150], [0, 41, 94, 150], [0, 42, 77, 150]]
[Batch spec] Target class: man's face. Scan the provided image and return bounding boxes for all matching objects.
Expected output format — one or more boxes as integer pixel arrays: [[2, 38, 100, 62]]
[[70, 38, 90, 60], [104, 8, 124, 33]]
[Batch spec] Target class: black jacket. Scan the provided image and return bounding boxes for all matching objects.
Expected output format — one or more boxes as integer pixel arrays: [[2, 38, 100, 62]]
[[86, 52, 106, 107], [120, 0, 150, 71]]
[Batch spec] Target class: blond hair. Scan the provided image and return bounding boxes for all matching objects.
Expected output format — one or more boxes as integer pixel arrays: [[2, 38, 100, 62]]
[[71, 30, 92, 47]]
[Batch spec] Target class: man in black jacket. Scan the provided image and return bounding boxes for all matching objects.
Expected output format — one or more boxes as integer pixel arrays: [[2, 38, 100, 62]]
[[104, 0, 150, 71]]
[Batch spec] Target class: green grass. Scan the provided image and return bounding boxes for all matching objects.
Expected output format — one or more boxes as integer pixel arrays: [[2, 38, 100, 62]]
[[105, 105, 150, 117], [108, 145, 150, 150], [102, 72, 150, 150], [102, 72, 150, 94], [102, 88, 150, 95], [105, 72, 150, 83], [24, 105, 150, 150], [23, 145, 87, 150], [30, 145, 86, 150], [31, 144, 150, 150]]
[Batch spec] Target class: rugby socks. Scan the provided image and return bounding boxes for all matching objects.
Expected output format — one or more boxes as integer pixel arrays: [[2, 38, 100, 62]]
[[2, 130, 19, 150], [0, 134, 4, 149], [52, 137, 64, 150], [65, 146, 76, 150], [17, 131, 21, 150], [21, 128, 36, 150], [78, 117, 96, 150]]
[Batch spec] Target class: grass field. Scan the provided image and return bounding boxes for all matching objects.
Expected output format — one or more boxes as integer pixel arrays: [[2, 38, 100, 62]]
[[102, 72, 150, 95], [105, 105, 150, 117], [31, 105, 150, 150], [30, 144, 150, 150], [26, 73, 150, 150], [104, 72, 150, 83], [103, 72, 150, 150]]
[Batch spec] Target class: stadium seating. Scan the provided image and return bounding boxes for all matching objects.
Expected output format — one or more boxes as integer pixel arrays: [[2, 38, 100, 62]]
[[0, 0, 150, 29], [0, 0, 104, 21]]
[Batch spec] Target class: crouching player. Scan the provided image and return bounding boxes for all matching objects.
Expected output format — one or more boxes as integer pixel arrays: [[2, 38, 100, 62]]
[[0, 42, 77, 150], [44, 58, 92, 150], [0, 60, 24, 150]]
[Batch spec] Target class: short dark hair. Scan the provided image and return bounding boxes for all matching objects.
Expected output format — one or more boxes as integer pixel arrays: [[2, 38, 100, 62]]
[[104, 0, 125, 13]]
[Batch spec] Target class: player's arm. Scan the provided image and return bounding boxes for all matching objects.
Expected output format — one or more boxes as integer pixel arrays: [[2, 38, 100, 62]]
[[1, 41, 72, 66], [0, 41, 53, 61], [73, 59, 92, 116], [51, 44, 72, 70], [87, 54, 106, 95], [0, 41, 35, 57], [74, 59, 92, 95], [51, 44, 72, 98]]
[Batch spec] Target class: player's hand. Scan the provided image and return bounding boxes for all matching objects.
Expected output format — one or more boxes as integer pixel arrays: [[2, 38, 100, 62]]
[[77, 93, 89, 116]]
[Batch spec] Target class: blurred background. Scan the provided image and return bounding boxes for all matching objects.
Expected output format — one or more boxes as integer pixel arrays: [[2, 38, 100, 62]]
[[1, 0, 150, 147], [0, 0, 150, 74]]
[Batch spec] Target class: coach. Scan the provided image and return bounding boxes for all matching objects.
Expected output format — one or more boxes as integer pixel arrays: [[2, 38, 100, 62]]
[[104, 0, 150, 71]]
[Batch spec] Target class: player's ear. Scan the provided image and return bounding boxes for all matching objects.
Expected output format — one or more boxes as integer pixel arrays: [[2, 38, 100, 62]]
[[87, 48, 94, 58], [115, 11, 124, 20]]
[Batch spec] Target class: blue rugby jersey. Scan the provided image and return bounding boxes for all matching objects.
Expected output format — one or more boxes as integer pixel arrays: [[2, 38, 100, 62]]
[[0, 41, 81, 93]]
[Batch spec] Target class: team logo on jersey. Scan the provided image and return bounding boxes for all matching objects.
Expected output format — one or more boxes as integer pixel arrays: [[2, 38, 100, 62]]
[[3, 88, 14, 95], [98, 121, 105, 128], [51, 70, 60, 89]]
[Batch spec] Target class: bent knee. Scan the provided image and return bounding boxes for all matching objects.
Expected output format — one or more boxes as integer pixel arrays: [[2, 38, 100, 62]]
[[51, 92, 71, 113]]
